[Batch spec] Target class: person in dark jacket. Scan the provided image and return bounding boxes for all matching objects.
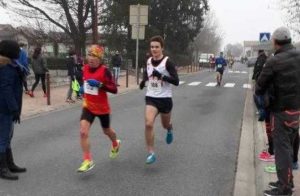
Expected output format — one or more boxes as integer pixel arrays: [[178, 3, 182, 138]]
[[66, 50, 77, 103], [29, 47, 48, 97], [256, 27, 300, 196], [111, 51, 122, 86], [0, 40, 27, 181], [18, 43, 30, 94], [252, 50, 267, 81]]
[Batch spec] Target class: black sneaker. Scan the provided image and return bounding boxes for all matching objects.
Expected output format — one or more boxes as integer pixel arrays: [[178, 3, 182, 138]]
[[264, 188, 293, 196], [269, 181, 294, 191]]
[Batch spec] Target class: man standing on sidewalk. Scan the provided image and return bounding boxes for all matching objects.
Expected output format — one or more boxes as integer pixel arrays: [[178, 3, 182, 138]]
[[255, 27, 300, 196], [111, 51, 122, 86]]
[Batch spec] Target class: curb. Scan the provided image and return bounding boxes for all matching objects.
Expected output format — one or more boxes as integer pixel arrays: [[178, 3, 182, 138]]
[[233, 68, 256, 196]]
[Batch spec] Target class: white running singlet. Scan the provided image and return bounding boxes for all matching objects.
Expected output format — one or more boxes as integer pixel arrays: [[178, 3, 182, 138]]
[[146, 57, 172, 98]]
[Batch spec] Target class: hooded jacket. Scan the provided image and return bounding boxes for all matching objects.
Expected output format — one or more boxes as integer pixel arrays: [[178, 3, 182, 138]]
[[0, 55, 23, 115]]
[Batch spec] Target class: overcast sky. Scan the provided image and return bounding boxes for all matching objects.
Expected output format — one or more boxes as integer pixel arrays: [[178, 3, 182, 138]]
[[0, 0, 291, 47], [209, 0, 287, 47]]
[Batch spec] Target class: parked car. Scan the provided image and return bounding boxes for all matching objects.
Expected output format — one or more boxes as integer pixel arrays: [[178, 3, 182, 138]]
[[247, 57, 256, 67]]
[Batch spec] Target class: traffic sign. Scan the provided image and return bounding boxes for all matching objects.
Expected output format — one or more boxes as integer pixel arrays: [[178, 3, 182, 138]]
[[131, 25, 145, 40], [129, 5, 148, 25], [260, 33, 271, 42]]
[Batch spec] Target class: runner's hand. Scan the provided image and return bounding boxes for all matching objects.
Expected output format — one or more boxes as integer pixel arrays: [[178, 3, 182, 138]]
[[87, 79, 102, 87], [152, 69, 162, 79], [139, 80, 146, 90]]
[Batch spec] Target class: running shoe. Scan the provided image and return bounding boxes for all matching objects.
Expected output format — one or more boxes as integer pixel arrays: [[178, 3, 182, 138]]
[[258, 150, 268, 158], [166, 130, 173, 144], [77, 160, 95, 173], [264, 165, 276, 173], [259, 151, 275, 162], [269, 181, 294, 190], [264, 187, 293, 196], [109, 140, 121, 159], [146, 153, 156, 164]]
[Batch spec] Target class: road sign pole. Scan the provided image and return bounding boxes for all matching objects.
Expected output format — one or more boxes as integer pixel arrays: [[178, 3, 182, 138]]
[[135, 4, 140, 85]]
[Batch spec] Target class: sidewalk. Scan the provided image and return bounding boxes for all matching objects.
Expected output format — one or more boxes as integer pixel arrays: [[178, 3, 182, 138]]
[[21, 72, 139, 119]]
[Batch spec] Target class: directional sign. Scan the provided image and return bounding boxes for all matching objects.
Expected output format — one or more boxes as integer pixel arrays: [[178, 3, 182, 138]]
[[260, 32, 271, 42], [129, 5, 148, 25]]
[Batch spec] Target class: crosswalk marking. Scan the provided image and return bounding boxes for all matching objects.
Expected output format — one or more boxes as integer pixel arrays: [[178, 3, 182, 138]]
[[241, 71, 248, 74], [179, 81, 185, 85], [243, 84, 252, 89], [228, 70, 233, 73], [224, 83, 235, 88], [206, 82, 217, 87], [234, 71, 241, 73], [188, 82, 202, 86], [228, 70, 248, 74]]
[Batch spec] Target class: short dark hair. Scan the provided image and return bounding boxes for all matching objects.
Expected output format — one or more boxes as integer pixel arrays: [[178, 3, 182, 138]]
[[274, 39, 292, 46], [0, 40, 20, 59], [150, 35, 164, 48], [19, 43, 25, 47]]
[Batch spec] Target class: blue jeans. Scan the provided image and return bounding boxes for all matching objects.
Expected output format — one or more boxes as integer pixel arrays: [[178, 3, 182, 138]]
[[0, 113, 13, 153], [113, 67, 120, 84]]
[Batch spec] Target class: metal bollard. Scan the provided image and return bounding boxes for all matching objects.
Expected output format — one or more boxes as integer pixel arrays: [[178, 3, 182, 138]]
[[126, 68, 129, 88], [46, 72, 51, 105]]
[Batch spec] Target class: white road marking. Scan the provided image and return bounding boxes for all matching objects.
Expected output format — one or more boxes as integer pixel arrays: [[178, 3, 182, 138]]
[[188, 82, 202, 86], [179, 81, 185, 85], [224, 83, 235, 88], [243, 84, 252, 89], [206, 82, 217, 87]]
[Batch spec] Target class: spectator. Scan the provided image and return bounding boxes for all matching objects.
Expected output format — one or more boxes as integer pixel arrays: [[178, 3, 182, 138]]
[[252, 50, 267, 81], [66, 50, 77, 103], [111, 51, 122, 86], [0, 40, 27, 181], [18, 43, 30, 94], [256, 27, 300, 196], [29, 47, 48, 98]]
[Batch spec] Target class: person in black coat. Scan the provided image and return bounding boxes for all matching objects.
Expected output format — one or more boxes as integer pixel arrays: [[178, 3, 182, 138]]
[[0, 40, 27, 181], [252, 50, 267, 81]]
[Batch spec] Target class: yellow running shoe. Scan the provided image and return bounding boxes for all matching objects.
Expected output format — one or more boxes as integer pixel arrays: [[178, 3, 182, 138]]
[[109, 140, 121, 159], [77, 160, 95, 173]]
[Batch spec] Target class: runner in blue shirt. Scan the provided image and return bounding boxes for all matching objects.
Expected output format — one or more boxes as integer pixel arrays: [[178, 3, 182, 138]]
[[215, 52, 227, 86]]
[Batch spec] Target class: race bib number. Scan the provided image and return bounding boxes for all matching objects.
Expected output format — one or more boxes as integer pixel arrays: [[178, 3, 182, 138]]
[[84, 81, 99, 95], [217, 64, 223, 69], [148, 79, 162, 93]]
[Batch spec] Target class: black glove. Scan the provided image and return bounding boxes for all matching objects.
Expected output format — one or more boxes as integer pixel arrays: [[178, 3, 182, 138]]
[[139, 80, 146, 90], [152, 69, 162, 79], [12, 111, 20, 124]]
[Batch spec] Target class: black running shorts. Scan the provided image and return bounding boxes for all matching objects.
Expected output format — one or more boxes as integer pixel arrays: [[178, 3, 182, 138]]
[[145, 96, 173, 114], [80, 108, 110, 128], [216, 69, 224, 75]]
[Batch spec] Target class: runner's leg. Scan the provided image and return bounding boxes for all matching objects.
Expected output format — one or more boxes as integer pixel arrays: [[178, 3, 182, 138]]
[[145, 105, 159, 153]]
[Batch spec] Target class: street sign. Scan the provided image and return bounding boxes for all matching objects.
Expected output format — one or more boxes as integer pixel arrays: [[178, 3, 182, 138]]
[[129, 5, 148, 25], [260, 32, 271, 42], [131, 25, 145, 40]]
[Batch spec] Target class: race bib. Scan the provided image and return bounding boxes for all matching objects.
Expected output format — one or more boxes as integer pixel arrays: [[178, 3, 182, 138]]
[[148, 79, 162, 93], [217, 64, 223, 69], [84, 81, 99, 95]]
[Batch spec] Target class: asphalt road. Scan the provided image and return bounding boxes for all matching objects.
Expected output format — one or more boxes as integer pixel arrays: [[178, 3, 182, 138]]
[[0, 63, 250, 196]]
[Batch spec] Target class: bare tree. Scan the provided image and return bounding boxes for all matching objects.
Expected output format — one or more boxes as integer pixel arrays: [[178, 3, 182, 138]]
[[224, 43, 243, 58], [190, 11, 223, 63], [280, 0, 300, 35], [3, 0, 100, 55]]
